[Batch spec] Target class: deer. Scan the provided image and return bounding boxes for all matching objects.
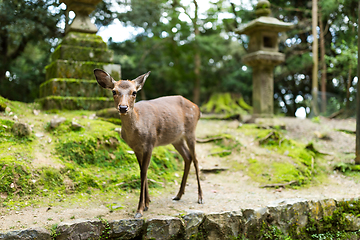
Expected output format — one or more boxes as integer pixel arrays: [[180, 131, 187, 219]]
[[93, 69, 203, 218]]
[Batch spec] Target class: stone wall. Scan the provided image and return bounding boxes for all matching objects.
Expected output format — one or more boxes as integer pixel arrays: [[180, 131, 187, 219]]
[[2, 198, 360, 239]]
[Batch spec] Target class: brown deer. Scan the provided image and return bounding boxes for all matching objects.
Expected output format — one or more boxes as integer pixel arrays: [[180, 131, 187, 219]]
[[94, 69, 203, 218]]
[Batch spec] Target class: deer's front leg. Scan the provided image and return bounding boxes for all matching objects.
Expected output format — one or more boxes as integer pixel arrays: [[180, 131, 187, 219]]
[[134, 149, 152, 218]]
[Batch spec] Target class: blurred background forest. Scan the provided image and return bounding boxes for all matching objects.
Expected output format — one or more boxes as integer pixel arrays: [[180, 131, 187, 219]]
[[0, 0, 358, 118]]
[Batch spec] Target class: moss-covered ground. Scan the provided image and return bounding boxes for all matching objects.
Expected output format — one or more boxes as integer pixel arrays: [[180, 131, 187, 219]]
[[0, 96, 183, 214], [1, 96, 359, 236]]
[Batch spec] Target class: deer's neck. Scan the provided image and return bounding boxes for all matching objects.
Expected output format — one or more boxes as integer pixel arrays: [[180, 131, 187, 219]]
[[119, 108, 139, 132]]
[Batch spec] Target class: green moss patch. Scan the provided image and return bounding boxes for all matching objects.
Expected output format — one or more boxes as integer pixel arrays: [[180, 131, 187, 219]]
[[0, 95, 8, 111], [239, 124, 327, 187], [201, 93, 252, 116]]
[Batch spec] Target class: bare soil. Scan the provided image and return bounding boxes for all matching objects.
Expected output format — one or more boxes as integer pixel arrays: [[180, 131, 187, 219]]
[[1, 116, 359, 233]]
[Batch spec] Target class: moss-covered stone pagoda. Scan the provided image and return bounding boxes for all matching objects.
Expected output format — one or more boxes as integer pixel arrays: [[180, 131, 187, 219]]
[[38, 0, 121, 110]]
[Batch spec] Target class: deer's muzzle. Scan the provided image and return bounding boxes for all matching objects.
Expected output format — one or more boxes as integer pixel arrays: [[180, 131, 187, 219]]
[[119, 105, 128, 114]]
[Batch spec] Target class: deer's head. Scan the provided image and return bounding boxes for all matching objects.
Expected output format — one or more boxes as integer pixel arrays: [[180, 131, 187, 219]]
[[94, 69, 150, 115]]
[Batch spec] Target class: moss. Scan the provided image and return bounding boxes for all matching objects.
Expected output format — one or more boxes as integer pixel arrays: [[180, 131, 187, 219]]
[[0, 95, 8, 111], [45, 60, 120, 81], [239, 125, 326, 187], [62, 32, 107, 49], [51, 45, 114, 63], [0, 157, 37, 197], [37, 96, 114, 110], [201, 93, 252, 115]]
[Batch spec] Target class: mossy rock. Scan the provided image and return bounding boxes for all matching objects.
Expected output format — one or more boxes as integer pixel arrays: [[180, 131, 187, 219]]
[[45, 60, 121, 81], [96, 108, 120, 119], [0, 95, 8, 111], [61, 32, 107, 49], [37, 96, 114, 110], [51, 45, 114, 63], [39, 78, 112, 98], [201, 93, 252, 116]]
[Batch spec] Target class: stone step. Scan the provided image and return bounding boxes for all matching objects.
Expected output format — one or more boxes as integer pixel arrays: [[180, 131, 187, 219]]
[[39, 78, 112, 98], [61, 32, 107, 49], [45, 60, 121, 81], [37, 96, 114, 110], [51, 45, 114, 62]]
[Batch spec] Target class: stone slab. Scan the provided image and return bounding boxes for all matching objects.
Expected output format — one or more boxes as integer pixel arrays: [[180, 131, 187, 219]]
[[37, 96, 114, 110], [45, 60, 121, 81], [39, 78, 112, 98], [51, 45, 114, 62]]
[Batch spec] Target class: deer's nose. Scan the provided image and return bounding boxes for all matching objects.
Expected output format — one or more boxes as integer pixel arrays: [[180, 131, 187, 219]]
[[119, 105, 128, 113]]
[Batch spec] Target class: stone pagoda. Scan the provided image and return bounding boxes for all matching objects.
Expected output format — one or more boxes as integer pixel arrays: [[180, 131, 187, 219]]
[[236, 0, 293, 118], [38, 0, 121, 110]]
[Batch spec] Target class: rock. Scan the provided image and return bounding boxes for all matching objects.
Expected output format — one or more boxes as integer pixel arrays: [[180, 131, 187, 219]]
[[96, 108, 120, 119], [108, 219, 144, 239], [182, 210, 205, 238], [114, 128, 121, 134], [71, 121, 84, 130], [344, 213, 360, 231], [35, 132, 44, 138], [267, 198, 309, 235], [242, 208, 268, 238], [55, 219, 105, 240], [33, 109, 40, 115], [0, 227, 51, 240], [11, 122, 32, 136], [145, 216, 184, 240], [50, 116, 66, 128], [200, 211, 243, 240], [106, 137, 119, 148], [0, 102, 6, 112]]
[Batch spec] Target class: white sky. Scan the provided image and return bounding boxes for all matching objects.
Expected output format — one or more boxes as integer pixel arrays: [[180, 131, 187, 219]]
[[96, 0, 254, 42]]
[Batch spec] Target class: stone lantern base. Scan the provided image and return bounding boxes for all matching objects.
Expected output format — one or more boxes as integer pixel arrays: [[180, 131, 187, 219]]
[[243, 51, 285, 118], [37, 32, 121, 110]]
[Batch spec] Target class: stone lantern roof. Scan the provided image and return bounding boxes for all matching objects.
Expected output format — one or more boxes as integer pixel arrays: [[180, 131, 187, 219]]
[[236, 0, 293, 35]]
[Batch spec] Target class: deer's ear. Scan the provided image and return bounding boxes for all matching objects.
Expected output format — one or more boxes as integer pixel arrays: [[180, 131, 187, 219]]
[[133, 71, 151, 91], [94, 69, 116, 89]]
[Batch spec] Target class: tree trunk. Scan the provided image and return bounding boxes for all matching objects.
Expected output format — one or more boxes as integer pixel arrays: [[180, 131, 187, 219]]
[[346, 66, 352, 110], [355, 0, 360, 164], [319, 10, 327, 113], [192, 0, 201, 105], [311, 0, 319, 116]]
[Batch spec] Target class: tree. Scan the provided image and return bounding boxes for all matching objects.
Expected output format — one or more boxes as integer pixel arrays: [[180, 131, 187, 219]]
[[312, 0, 319, 115], [0, 0, 63, 101]]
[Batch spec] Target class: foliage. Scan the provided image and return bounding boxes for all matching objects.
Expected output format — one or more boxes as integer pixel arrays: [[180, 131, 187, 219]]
[[0, 0, 63, 102]]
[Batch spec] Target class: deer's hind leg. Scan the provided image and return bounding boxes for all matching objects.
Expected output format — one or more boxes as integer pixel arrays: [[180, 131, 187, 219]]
[[185, 134, 203, 204], [172, 139, 192, 201]]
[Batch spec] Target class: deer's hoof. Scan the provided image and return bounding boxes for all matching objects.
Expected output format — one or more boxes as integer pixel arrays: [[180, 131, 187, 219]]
[[134, 212, 143, 218], [144, 206, 148, 211], [172, 196, 181, 201], [198, 198, 204, 204]]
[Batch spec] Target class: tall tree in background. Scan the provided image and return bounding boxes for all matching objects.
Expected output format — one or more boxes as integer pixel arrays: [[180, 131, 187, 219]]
[[318, 8, 327, 113], [312, 0, 319, 116]]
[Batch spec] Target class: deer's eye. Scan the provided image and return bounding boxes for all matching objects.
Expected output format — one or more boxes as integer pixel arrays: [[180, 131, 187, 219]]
[[112, 90, 116, 95], [132, 91, 137, 96]]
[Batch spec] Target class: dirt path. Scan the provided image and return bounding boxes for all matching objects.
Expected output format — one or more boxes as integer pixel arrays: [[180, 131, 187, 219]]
[[1, 117, 359, 233]]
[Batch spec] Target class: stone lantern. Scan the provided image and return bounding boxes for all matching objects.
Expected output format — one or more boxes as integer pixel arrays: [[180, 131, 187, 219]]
[[38, 0, 121, 110], [236, 0, 293, 118]]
